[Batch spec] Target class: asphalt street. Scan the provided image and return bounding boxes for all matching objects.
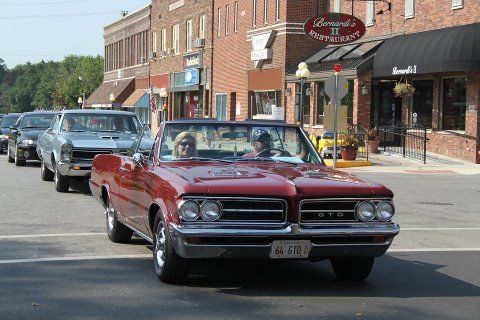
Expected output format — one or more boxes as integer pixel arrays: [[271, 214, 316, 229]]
[[0, 154, 479, 319]]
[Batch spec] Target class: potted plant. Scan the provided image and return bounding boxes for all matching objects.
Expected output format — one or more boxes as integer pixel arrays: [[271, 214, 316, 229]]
[[338, 124, 360, 160], [393, 81, 415, 97], [367, 127, 380, 154]]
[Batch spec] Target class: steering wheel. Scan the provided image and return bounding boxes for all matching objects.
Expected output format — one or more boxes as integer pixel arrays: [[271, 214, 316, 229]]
[[256, 148, 292, 158]]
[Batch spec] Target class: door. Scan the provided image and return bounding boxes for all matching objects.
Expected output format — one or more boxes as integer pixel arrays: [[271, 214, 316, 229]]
[[215, 93, 227, 120]]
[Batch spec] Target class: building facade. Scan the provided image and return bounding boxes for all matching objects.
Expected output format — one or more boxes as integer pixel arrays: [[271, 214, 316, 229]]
[[150, 0, 214, 133], [87, 6, 152, 125], [287, 0, 480, 163], [211, 0, 324, 122]]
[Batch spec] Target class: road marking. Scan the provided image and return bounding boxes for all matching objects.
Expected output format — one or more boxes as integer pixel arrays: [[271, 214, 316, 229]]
[[400, 228, 480, 231], [389, 248, 480, 252], [0, 254, 152, 264], [0, 233, 105, 240]]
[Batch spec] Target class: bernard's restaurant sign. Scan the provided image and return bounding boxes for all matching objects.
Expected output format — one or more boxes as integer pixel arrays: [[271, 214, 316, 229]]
[[303, 13, 366, 45]]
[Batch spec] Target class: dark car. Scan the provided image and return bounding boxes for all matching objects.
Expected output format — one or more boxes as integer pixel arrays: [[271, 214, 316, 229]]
[[0, 113, 21, 154], [90, 119, 399, 283], [7, 112, 56, 166]]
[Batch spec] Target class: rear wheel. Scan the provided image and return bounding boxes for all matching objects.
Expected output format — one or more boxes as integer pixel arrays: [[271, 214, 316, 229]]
[[153, 214, 190, 283], [7, 146, 14, 163], [41, 158, 54, 181], [105, 197, 132, 243], [330, 257, 375, 281], [54, 163, 69, 192]]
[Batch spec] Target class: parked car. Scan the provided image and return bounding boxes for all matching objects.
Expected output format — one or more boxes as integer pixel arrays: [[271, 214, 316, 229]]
[[6, 111, 56, 166], [0, 113, 21, 154], [37, 109, 151, 193], [89, 119, 399, 283]]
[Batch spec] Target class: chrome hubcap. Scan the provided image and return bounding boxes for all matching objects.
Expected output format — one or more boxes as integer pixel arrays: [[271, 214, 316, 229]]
[[155, 223, 166, 268]]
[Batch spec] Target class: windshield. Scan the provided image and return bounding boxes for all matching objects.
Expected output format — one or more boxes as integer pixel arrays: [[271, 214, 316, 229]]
[[0, 115, 20, 128], [20, 114, 55, 129], [60, 114, 141, 133], [159, 123, 321, 164]]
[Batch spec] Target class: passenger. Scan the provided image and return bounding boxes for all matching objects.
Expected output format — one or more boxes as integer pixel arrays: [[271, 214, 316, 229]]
[[172, 131, 197, 158], [63, 117, 75, 132], [243, 129, 271, 158]]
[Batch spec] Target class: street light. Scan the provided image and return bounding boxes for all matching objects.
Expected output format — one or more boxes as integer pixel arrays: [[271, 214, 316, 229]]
[[295, 62, 310, 126]]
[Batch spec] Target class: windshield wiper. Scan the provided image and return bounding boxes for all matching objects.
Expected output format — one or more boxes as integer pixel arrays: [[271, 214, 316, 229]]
[[173, 157, 233, 163]]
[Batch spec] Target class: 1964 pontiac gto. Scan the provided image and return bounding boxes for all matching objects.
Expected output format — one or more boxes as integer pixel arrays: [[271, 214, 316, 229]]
[[37, 109, 148, 193], [89, 119, 399, 283]]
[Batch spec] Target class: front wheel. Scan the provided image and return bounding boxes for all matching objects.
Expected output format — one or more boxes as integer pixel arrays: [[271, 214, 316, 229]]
[[54, 163, 70, 192], [153, 214, 190, 283], [330, 257, 375, 281]]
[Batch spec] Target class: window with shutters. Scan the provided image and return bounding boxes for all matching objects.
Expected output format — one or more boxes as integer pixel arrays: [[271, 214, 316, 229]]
[[366, 1, 374, 26], [405, 0, 415, 18], [452, 0, 463, 9]]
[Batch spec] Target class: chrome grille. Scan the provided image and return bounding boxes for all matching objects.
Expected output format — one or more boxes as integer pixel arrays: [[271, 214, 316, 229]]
[[299, 198, 389, 224], [185, 197, 287, 224], [72, 149, 112, 161]]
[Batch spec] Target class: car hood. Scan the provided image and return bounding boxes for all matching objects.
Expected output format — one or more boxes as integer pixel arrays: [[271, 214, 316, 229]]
[[63, 132, 138, 150], [19, 128, 48, 140], [164, 162, 393, 198]]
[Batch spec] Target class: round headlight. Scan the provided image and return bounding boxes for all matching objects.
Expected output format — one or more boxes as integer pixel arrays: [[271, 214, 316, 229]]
[[179, 200, 200, 221], [376, 201, 395, 221], [201, 201, 222, 221], [356, 201, 376, 222]]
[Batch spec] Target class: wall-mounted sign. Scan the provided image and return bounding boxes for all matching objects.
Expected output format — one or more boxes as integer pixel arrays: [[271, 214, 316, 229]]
[[250, 30, 276, 69], [303, 13, 366, 44], [185, 68, 198, 86], [183, 52, 202, 69], [392, 65, 418, 75]]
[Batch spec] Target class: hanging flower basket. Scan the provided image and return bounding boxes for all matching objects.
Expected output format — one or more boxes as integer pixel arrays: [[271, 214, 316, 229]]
[[393, 81, 415, 97]]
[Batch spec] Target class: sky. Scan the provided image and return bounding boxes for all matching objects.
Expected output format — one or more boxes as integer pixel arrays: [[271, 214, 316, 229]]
[[0, 0, 150, 68]]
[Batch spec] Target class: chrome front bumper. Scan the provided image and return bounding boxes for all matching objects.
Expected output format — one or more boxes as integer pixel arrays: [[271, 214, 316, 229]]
[[169, 222, 400, 259], [57, 161, 92, 177]]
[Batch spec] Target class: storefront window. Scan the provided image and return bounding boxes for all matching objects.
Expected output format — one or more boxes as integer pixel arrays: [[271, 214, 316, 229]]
[[412, 80, 433, 128], [252, 91, 281, 118], [314, 80, 353, 126], [442, 77, 467, 131]]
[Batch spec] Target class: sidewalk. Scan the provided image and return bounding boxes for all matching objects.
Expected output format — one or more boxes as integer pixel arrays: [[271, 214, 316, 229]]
[[339, 151, 480, 175]]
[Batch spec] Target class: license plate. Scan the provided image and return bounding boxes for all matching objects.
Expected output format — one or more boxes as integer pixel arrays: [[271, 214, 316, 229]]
[[269, 240, 311, 259]]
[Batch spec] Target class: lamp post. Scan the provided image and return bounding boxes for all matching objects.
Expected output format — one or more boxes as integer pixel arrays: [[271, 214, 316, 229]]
[[295, 62, 310, 126]]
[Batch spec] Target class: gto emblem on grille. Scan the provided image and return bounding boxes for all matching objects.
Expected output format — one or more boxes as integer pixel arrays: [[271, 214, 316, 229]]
[[317, 212, 344, 218]]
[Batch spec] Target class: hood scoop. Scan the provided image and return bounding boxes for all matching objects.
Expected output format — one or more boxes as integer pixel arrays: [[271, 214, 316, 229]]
[[101, 136, 120, 140]]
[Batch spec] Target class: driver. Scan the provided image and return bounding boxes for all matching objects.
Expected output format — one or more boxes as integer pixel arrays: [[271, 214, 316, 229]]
[[243, 129, 271, 158]]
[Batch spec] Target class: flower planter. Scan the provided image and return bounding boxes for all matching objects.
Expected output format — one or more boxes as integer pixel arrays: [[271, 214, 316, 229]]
[[341, 146, 358, 161], [367, 139, 380, 154]]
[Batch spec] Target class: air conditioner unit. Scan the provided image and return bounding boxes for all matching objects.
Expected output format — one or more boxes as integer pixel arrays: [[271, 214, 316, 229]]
[[159, 50, 167, 57], [194, 38, 205, 48], [148, 51, 157, 60]]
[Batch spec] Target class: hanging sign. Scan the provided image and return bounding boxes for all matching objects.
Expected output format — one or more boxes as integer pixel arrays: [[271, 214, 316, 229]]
[[303, 13, 366, 44]]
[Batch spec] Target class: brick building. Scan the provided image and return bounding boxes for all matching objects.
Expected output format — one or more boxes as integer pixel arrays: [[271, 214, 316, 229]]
[[286, 0, 480, 163], [87, 6, 152, 125], [211, 0, 324, 121], [150, 0, 214, 133]]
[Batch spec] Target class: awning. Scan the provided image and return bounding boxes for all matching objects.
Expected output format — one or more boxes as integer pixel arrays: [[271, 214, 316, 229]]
[[286, 38, 385, 78], [86, 78, 135, 107], [123, 89, 148, 108], [373, 23, 480, 78]]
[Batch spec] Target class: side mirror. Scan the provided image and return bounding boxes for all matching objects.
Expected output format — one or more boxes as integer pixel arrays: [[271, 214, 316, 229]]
[[132, 152, 144, 168]]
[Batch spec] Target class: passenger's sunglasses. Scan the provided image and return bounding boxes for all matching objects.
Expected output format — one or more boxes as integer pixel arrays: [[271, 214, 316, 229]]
[[179, 141, 193, 147]]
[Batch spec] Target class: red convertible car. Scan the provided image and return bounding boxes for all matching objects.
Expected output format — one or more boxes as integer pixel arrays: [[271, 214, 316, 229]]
[[90, 119, 399, 283]]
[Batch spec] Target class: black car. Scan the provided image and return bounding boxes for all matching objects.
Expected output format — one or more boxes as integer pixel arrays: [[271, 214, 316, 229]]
[[0, 113, 21, 153], [7, 112, 56, 166]]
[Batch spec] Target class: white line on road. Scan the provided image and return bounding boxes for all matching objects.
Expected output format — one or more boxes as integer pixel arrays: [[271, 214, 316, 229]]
[[0, 254, 151, 264], [0, 233, 105, 240]]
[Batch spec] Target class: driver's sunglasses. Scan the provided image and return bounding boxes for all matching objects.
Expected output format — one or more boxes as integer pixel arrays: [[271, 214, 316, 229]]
[[179, 141, 193, 147]]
